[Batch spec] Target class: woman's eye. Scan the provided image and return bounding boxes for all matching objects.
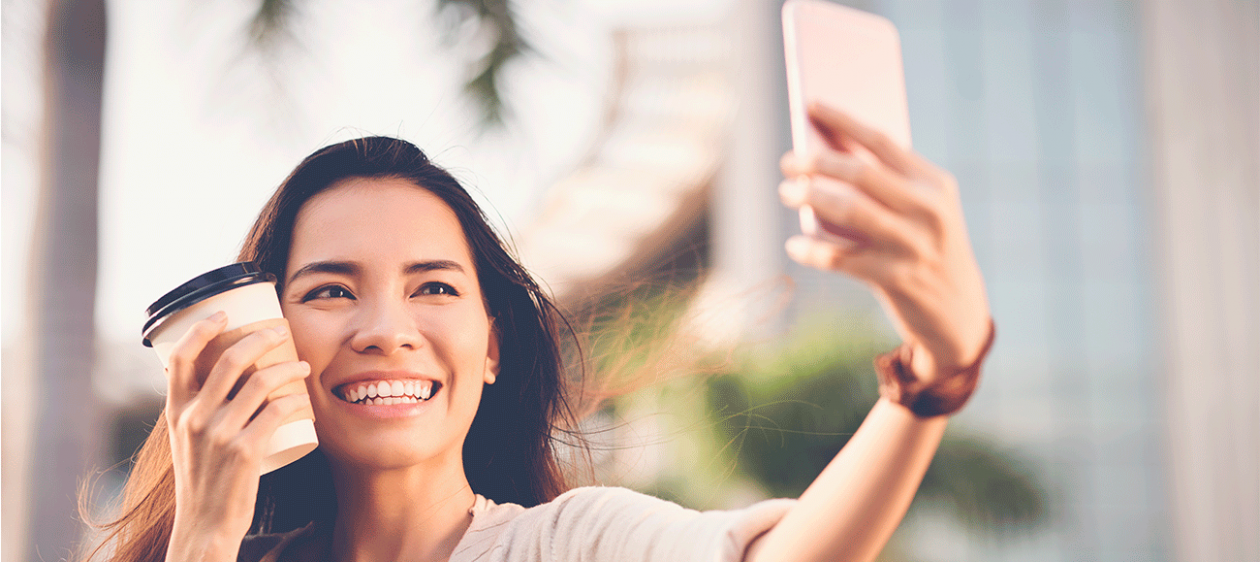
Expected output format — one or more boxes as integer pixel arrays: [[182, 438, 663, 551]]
[[416, 282, 458, 297], [303, 285, 354, 302]]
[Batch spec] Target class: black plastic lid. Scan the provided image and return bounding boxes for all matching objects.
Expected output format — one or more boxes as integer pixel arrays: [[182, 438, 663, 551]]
[[142, 262, 276, 347]]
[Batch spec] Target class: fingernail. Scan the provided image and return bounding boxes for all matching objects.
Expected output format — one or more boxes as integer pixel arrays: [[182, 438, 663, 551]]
[[785, 236, 810, 258], [210, 311, 227, 322], [779, 178, 806, 202], [272, 325, 289, 337]]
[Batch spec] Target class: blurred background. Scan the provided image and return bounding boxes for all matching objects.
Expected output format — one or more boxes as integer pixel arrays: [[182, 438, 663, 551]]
[[2, 0, 1256, 561]]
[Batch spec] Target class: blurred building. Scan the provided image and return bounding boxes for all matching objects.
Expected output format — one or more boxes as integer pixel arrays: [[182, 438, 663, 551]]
[[871, 1, 1172, 559], [710, 1, 1257, 561], [526, 1, 1257, 561]]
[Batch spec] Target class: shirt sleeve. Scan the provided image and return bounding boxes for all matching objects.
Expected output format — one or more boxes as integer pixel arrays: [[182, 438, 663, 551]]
[[475, 486, 796, 562]]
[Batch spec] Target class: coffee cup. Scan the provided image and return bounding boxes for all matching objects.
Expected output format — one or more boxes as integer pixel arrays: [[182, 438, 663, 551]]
[[143, 262, 317, 474]]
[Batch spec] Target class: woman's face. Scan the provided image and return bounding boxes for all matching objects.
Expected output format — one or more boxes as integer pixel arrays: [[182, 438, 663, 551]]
[[280, 177, 499, 471]]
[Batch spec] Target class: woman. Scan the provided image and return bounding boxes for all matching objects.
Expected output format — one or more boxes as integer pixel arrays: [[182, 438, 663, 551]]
[[86, 103, 993, 562]]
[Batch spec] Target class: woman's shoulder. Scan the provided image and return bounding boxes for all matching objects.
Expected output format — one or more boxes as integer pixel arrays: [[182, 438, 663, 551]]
[[464, 486, 695, 532], [452, 487, 795, 562]]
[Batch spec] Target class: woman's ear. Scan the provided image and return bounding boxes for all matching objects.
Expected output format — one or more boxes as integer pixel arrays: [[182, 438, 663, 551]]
[[484, 319, 500, 385]]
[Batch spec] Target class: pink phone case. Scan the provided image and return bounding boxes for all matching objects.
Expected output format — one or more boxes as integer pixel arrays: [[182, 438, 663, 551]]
[[782, 0, 912, 242]]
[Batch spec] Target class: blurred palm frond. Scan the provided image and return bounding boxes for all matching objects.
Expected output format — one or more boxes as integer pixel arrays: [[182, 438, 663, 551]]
[[244, 0, 532, 127], [435, 0, 534, 127], [247, 0, 299, 52]]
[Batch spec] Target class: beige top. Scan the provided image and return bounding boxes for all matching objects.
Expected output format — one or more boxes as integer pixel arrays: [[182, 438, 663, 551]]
[[238, 486, 795, 562]]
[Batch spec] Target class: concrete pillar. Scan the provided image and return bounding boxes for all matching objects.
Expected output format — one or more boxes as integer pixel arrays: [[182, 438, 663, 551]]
[[701, 0, 789, 343], [1143, 1, 1259, 560]]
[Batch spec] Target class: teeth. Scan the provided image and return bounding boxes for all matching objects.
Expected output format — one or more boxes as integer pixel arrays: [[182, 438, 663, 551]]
[[342, 380, 437, 405]]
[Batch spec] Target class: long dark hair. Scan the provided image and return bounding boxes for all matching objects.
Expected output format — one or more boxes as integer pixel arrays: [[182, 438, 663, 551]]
[[82, 137, 583, 560]]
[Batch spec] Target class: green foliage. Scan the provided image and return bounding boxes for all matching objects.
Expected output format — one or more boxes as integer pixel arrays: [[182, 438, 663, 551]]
[[572, 274, 1049, 541], [704, 322, 1049, 536], [920, 435, 1049, 533]]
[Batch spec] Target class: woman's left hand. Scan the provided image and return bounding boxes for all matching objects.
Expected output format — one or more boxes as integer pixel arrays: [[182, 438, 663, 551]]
[[779, 102, 991, 383]]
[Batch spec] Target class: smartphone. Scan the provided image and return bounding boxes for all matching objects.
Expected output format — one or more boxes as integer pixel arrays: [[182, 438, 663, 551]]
[[782, 0, 912, 241]]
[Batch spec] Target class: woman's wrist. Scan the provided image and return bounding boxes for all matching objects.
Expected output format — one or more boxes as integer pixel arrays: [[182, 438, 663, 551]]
[[874, 320, 996, 418]]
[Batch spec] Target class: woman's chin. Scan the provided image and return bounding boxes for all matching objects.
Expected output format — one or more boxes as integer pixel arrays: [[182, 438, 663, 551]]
[[320, 436, 449, 471]]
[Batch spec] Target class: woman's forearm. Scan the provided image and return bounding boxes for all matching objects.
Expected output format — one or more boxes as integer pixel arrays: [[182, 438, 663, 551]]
[[744, 399, 947, 562]]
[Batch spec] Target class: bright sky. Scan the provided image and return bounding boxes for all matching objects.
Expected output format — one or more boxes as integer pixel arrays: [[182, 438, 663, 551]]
[[2, 0, 732, 345]]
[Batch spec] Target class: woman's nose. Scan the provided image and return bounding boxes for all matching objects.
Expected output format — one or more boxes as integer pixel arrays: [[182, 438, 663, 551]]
[[349, 300, 422, 355]]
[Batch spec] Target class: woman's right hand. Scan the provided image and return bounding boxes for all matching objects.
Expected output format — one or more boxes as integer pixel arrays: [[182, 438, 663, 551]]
[[163, 311, 311, 562]]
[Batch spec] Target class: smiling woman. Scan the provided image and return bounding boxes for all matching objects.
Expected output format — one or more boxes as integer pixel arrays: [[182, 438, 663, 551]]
[[81, 106, 995, 562], [82, 138, 581, 562]]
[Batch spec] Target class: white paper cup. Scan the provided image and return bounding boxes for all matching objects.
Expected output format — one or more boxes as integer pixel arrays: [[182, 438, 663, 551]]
[[143, 263, 318, 474]]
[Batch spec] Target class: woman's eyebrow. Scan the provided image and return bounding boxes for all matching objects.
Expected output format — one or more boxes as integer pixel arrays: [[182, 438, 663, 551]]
[[405, 260, 465, 274], [286, 259, 465, 284], [288, 260, 359, 284]]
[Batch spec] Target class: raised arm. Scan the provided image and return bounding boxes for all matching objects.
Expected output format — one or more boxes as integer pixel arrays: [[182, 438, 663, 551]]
[[744, 103, 993, 562]]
